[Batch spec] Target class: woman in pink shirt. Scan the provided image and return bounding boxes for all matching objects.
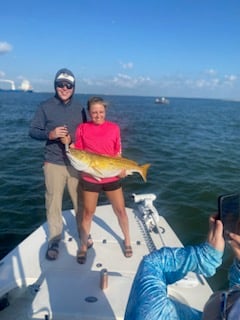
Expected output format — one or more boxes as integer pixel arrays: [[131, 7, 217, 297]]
[[74, 96, 132, 264]]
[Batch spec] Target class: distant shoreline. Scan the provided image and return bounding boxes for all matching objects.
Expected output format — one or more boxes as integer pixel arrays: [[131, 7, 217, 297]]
[[0, 88, 33, 93]]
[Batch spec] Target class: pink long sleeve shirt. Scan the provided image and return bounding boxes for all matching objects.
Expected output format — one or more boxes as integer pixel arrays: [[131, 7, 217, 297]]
[[74, 121, 122, 184]]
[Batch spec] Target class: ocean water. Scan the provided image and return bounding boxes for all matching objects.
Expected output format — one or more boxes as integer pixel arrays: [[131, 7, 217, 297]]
[[1, 92, 240, 291]]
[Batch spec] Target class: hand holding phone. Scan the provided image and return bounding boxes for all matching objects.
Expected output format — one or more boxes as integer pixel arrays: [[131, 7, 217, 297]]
[[218, 193, 240, 240]]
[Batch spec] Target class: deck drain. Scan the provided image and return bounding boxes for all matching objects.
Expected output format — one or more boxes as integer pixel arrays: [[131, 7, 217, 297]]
[[85, 296, 98, 303]]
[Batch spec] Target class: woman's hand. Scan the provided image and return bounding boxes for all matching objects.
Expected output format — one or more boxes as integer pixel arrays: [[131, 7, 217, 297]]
[[118, 169, 127, 178]]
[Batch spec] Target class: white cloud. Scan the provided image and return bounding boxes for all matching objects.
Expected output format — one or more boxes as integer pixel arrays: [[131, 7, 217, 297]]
[[205, 68, 217, 76], [82, 77, 106, 87], [211, 78, 221, 87], [198, 70, 238, 89], [167, 70, 239, 92], [119, 61, 134, 70], [82, 78, 95, 86], [81, 73, 152, 90], [0, 42, 12, 54], [195, 79, 208, 88], [72, 69, 240, 99], [112, 73, 151, 88], [224, 74, 237, 82], [185, 77, 221, 89], [0, 70, 6, 78], [223, 74, 238, 87]]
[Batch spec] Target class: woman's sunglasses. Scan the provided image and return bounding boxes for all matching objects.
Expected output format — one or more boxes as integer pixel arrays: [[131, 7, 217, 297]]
[[57, 82, 74, 90]]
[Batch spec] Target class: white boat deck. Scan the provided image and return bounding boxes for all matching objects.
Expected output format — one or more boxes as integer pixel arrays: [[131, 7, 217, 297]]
[[0, 197, 213, 319]]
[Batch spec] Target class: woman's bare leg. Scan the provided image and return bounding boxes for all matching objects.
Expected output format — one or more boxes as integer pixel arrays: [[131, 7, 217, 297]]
[[106, 187, 132, 255], [78, 191, 99, 253]]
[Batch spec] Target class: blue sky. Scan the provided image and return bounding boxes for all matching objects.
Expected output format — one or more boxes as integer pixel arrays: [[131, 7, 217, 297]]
[[0, 0, 240, 99]]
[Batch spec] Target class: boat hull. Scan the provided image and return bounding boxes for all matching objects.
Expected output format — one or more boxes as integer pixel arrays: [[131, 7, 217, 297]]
[[0, 196, 213, 319]]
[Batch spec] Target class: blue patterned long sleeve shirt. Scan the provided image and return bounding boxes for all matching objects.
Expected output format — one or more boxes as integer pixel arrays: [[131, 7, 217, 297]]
[[124, 243, 223, 320]]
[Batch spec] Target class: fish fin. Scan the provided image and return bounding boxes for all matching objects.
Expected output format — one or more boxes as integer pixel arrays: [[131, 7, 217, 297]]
[[91, 166, 104, 177], [92, 176, 102, 181], [139, 163, 151, 182]]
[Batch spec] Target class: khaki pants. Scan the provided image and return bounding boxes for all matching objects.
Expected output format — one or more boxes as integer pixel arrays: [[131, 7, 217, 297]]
[[43, 162, 80, 243]]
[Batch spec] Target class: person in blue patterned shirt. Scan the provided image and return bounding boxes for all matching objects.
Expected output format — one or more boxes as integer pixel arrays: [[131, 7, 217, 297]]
[[125, 216, 240, 320]]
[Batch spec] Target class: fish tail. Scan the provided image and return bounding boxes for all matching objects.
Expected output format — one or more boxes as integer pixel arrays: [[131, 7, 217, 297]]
[[139, 164, 151, 182]]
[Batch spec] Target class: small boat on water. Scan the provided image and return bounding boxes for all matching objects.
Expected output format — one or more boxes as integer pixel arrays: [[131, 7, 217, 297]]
[[0, 193, 212, 319], [155, 97, 169, 104]]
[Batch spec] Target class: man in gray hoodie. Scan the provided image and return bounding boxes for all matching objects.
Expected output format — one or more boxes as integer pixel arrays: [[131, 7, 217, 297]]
[[29, 68, 86, 260]]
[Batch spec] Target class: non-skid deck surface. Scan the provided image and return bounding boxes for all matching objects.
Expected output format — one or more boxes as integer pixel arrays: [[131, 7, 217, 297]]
[[30, 206, 149, 319]]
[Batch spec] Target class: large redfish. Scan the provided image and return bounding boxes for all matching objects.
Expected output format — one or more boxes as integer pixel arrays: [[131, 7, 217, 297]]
[[66, 147, 150, 182]]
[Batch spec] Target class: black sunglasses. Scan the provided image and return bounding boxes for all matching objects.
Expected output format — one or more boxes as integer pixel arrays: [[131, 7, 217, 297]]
[[57, 82, 74, 90]]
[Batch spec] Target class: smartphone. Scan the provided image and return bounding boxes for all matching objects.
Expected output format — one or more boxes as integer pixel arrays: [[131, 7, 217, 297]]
[[218, 193, 240, 240]]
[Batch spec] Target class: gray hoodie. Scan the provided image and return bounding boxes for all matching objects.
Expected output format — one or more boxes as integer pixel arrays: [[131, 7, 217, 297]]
[[29, 68, 86, 165]]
